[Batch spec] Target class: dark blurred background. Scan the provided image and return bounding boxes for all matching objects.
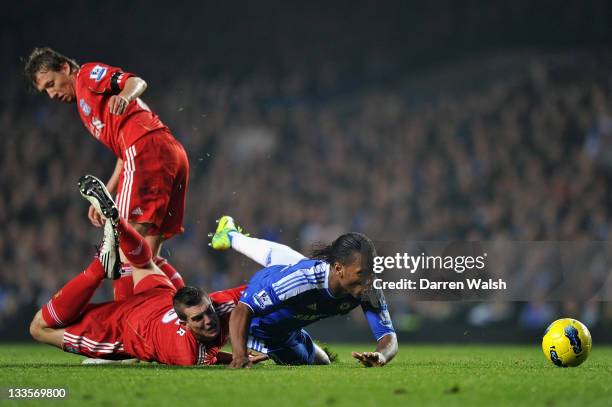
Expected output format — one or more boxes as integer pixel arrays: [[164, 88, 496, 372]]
[[2, 0, 612, 342]]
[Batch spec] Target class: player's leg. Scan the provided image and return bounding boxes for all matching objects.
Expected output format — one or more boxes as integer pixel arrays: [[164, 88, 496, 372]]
[[58, 300, 132, 361], [118, 219, 154, 267], [115, 136, 187, 294], [30, 309, 67, 348], [30, 220, 118, 346], [81, 175, 167, 287], [312, 343, 332, 365], [36, 257, 107, 328], [117, 220, 167, 286], [266, 330, 328, 366], [31, 302, 128, 360], [210, 216, 306, 267], [78, 173, 133, 299], [73, 182, 164, 363], [153, 254, 185, 289], [83, 169, 182, 298], [130, 223, 184, 288], [149, 137, 188, 288], [113, 263, 134, 301]]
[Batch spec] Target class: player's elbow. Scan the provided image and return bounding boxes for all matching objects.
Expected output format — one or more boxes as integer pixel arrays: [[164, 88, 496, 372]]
[[386, 333, 399, 362], [126, 76, 147, 93], [135, 77, 147, 91]]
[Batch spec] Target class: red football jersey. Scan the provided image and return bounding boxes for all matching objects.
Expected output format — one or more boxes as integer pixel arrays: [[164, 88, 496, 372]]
[[121, 285, 245, 366], [74, 62, 168, 159]]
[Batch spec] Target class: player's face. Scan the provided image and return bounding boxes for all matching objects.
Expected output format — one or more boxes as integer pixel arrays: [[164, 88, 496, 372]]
[[336, 254, 373, 299], [181, 297, 220, 342], [34, 63, 75, 103]]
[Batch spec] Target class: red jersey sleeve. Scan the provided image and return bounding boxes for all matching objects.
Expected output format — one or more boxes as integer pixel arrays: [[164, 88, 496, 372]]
[[79, 62, 134, 94], [210, 285, 246, 305]]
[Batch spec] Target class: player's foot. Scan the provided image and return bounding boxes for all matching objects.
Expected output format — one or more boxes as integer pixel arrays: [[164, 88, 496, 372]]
[[78, 174, 119, 225], [99, 219, 121, 280], [208, 215, 246, 250], [81, 358, 140, 365]]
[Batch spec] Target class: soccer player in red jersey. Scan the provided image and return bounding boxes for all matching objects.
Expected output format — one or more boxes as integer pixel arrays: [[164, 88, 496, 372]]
[[29, 176, 265, 366], [24, 48, 187, 300]]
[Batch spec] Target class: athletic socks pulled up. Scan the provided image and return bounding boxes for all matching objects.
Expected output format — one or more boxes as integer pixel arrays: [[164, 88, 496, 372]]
[[42, 258, 105, 327]]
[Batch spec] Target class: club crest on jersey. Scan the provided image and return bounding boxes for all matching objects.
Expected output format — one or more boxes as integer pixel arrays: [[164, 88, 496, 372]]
[[79, 98, 91, 116], [254, 290, 273, 309], [90, 65, 107, 82]]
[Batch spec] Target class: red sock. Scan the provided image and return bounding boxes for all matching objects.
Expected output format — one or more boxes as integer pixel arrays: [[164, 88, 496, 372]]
[[113, 265, 134, 301], [154, 257, 185, 289], [42, 258, 104, 327], [117, 218, 152, 267]]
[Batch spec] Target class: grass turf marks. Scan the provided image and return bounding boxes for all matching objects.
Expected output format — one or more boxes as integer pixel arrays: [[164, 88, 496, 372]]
[[0, 344, 610, 406]]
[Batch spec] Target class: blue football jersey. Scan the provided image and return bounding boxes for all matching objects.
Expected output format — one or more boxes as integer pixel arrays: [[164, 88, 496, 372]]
[[240, 259, 395, 343]]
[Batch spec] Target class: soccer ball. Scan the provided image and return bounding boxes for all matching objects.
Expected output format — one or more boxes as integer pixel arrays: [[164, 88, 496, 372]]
[[542, 318, 592, 367]]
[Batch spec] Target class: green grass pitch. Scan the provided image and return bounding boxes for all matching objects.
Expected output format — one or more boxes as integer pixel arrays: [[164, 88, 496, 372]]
[[0, 343, 610, 406]]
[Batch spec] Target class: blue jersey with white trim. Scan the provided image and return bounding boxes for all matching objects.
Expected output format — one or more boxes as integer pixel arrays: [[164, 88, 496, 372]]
[[240, 259, 395, 342]]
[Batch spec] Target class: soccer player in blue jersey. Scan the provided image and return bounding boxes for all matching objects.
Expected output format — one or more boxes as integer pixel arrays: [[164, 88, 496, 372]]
[[209, 216, 398, 368]]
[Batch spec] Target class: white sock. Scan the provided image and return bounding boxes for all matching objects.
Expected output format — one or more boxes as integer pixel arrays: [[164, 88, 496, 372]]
[[230, 233, 306, 267]]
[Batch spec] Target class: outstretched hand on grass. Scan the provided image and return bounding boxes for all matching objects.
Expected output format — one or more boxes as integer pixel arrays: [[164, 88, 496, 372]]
[[229, 354, 252, 369], [249, 353, 269, 364], [352, 351, 386, 367]]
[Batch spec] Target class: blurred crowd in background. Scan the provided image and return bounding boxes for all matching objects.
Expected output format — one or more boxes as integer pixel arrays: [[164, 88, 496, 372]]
[[2, 1, 612, 340]]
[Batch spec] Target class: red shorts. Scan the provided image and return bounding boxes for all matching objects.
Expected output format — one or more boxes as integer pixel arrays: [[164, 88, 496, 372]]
[[116, 130, 189, 239], [62, 274, 175, 359]]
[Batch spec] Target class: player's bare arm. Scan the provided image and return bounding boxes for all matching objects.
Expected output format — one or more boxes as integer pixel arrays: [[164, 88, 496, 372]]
[[352, 332, 398, 367], [106, 158, 123, 195], [108, 76, 147, 115], [87, 205, 104, 228], [215, 351, 269, 365], [228, 302, 253, 368], [248, 353, 269, 364]]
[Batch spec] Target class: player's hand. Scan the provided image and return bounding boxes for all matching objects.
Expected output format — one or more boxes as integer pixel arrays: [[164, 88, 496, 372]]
[[229, 354, 252, 369], [248, 353, 269, 364], [352, 351, 386, 367], [108, 95, 129, 115], [88, 205, 104, 228]]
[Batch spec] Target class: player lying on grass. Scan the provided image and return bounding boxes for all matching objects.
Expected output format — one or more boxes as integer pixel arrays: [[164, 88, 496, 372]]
[[29, 175, 266, 366], [210, 216, 398, 368]]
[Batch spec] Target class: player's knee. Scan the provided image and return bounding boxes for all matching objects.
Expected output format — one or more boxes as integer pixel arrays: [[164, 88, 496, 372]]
[[145, 234, 164, 257], [129, 222, 151, 236], [29, 310, 63, 347], [29, 311, 46, 342], [316, 354, 331, 365], [313, 346, 331, 365], [316, 356, 331, 365]]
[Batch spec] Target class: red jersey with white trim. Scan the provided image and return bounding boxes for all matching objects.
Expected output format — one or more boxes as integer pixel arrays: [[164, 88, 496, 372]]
[[121, 285, 245, 366], [74, 62, 168, 159]]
